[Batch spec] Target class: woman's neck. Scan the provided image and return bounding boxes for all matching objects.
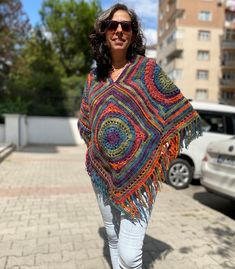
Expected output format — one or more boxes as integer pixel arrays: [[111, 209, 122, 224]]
[[111, 55, 128, 70]]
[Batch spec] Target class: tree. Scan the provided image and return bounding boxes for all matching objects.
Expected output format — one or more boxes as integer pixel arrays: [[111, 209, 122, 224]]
[[0, 0, 31, 92], [6, 27, 68, 116], [1, 0, 101, 118], [40, 0, 101, 77]]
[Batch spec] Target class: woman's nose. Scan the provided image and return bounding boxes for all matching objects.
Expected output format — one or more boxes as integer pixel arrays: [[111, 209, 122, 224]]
[[116, 23, 123, 32]]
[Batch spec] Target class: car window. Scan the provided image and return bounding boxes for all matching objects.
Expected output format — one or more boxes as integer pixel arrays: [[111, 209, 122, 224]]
[[226, 114, 235, 135], [198, 112, 225, 134], [233, 116, 235, 134]]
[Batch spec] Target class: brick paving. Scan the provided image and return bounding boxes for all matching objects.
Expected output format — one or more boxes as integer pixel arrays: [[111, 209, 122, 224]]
[[0, 144, 234, 269]]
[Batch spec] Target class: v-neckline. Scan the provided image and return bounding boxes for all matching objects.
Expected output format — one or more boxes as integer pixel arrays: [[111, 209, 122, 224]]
[[108, 60, 132, 84]]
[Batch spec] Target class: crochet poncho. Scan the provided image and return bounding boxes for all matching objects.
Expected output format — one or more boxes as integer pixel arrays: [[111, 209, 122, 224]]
[[78, 55, 202, 220]]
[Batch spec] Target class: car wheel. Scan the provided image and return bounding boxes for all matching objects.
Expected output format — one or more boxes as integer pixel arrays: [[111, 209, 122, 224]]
[[167, 158, 193, 189]]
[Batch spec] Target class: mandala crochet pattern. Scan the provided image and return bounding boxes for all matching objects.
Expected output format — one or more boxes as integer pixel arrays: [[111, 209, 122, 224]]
[[78, 55, 202, 220]]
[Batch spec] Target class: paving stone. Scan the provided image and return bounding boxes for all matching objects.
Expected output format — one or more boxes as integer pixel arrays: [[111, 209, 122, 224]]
[[0, 256, 7, 269], [76, 257, 106, 269], [62, 249, 88, 262], [6, 255, 35, 268], [35, 252, 62, 265]]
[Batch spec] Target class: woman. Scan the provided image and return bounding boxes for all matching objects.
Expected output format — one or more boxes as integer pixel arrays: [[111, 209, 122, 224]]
[[78, 3, 202, 269]]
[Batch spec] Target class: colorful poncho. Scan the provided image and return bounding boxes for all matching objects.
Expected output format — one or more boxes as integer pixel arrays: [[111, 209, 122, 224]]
[[78, 55, 202, 220]]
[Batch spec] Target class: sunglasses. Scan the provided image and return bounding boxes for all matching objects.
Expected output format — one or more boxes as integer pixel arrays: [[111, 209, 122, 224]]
[[105, 20, 132, 33]]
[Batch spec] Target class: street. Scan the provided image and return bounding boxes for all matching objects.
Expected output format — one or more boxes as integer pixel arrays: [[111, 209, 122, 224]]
[[181, 181, 235, 221]]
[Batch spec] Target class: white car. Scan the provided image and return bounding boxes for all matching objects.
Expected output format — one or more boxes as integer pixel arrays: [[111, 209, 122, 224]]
[[201, 137, 235, 201], [166, 101, 235, 189]]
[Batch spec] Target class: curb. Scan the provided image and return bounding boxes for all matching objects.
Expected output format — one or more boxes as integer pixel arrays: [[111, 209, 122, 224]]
[[0, 143, 16, 163]]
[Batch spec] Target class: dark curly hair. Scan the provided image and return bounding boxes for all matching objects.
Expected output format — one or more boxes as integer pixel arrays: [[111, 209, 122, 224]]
[[89, 4, 146, 80]]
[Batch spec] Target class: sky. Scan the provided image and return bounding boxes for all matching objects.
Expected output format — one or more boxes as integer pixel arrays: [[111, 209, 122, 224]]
[[20, 0, 159, 45]]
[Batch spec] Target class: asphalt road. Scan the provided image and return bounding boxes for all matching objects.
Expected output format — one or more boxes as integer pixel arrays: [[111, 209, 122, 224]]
[[179, 180, 235, 221]]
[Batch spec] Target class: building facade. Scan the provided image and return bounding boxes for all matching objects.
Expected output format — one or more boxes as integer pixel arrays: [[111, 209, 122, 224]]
[[220, 0, 235, 105], [157, 0, 224, 103]]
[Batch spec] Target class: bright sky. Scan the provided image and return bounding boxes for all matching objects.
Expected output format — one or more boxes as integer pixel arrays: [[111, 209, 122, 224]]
[[21, 0, 159, 45]]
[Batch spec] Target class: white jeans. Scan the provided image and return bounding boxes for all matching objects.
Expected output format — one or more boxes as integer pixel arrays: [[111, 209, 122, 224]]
[[92, 182, 155, 269]]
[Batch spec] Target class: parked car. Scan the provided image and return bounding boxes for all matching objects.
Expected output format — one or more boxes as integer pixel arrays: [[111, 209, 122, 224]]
[[166, 101, 235, 189], [201, 137, 235, 201]]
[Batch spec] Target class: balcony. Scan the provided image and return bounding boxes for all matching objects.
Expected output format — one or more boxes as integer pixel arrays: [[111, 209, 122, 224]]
[[164, 40, 183, 60], [221, 60, 235, 69], [221, 40, 235, 49], [168, 8, 185, 24], [225, 0, 235, 11], [220, 89, 235, 106], [220, 78, 235, 88], [220, 97, 235, 106]]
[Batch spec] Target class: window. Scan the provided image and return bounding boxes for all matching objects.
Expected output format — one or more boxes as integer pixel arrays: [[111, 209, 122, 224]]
[[197, 50, 210, 61], [226, 12, 235, 23], [198, 112, 224, 134], [168, 69, 183, 80], [223, 52, 235, 63], [225, 114, 235, 135], [198, 11, 212, 21], [225, 29, 235, 41], [222, 71, 235, 80], [166, 29, 184, 44], [195, 89, 208, 100], [222, 91, 235, 100], [166, 4, 170, 12], [197, 70, 209, 80], [198, 30, 211, 41]]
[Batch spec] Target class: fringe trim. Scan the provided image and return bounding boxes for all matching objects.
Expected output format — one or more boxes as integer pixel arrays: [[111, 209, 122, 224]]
[[87, 115, 202, 221]]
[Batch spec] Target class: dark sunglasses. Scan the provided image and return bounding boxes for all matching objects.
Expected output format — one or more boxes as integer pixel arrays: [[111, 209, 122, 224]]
[[105, 20, 132, 33]]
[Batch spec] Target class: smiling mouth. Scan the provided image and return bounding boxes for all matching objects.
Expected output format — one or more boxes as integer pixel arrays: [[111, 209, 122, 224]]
[[113, 39, 125, 44]]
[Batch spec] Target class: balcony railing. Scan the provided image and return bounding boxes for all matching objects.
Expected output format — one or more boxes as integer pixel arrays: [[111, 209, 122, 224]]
[[164, 40, 183, 59], [219, 97, 235, 106], [221, 40, 235, 49], [220, 78, 235, 87], [221, 60, 235, 67], [168, 8, 185, 24]]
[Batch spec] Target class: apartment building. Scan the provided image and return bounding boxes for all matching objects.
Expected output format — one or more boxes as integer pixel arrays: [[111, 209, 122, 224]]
[[220, 0, 235, 105], [157, 0, 224, 102]]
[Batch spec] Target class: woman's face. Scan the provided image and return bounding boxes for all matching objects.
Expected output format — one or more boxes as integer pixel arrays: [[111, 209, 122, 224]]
[[105, 9, 133, 57]]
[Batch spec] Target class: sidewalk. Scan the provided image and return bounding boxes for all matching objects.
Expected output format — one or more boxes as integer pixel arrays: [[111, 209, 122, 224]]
[[0, 145, 234, 269]]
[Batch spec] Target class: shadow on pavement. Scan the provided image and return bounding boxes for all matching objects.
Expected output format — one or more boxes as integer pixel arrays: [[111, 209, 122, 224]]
[[19, 145, 59, 154], [98, 227, 173, 269], [193, 192, 235, 220], [204, 224, 235, 265]]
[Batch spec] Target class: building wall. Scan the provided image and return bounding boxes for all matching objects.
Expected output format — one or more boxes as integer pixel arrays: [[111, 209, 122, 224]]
[[157, 0, 224, 103], [27, 116, 83, 145], [173, 27, 223, 102], [220, 0, 235, 105], [177, 0, 224, 28], [3, 114, 84, 146], [0, 124, 4, 143]]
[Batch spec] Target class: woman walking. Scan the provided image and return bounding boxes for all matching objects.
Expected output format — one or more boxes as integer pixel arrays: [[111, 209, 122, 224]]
[[78, 4, 202, 269]]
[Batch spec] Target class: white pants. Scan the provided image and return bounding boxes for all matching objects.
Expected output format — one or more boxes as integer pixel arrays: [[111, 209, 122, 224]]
[[92, 183, 155, 269]]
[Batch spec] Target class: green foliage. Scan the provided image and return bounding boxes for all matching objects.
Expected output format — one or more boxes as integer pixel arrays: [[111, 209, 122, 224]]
[[0, 97, 28, 114], [7, 27, 67, 116], [0, 0, 31, 91], [1, 0, 101, 118], [40, 0, 101, 76], [61, 74, 86, 116]]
